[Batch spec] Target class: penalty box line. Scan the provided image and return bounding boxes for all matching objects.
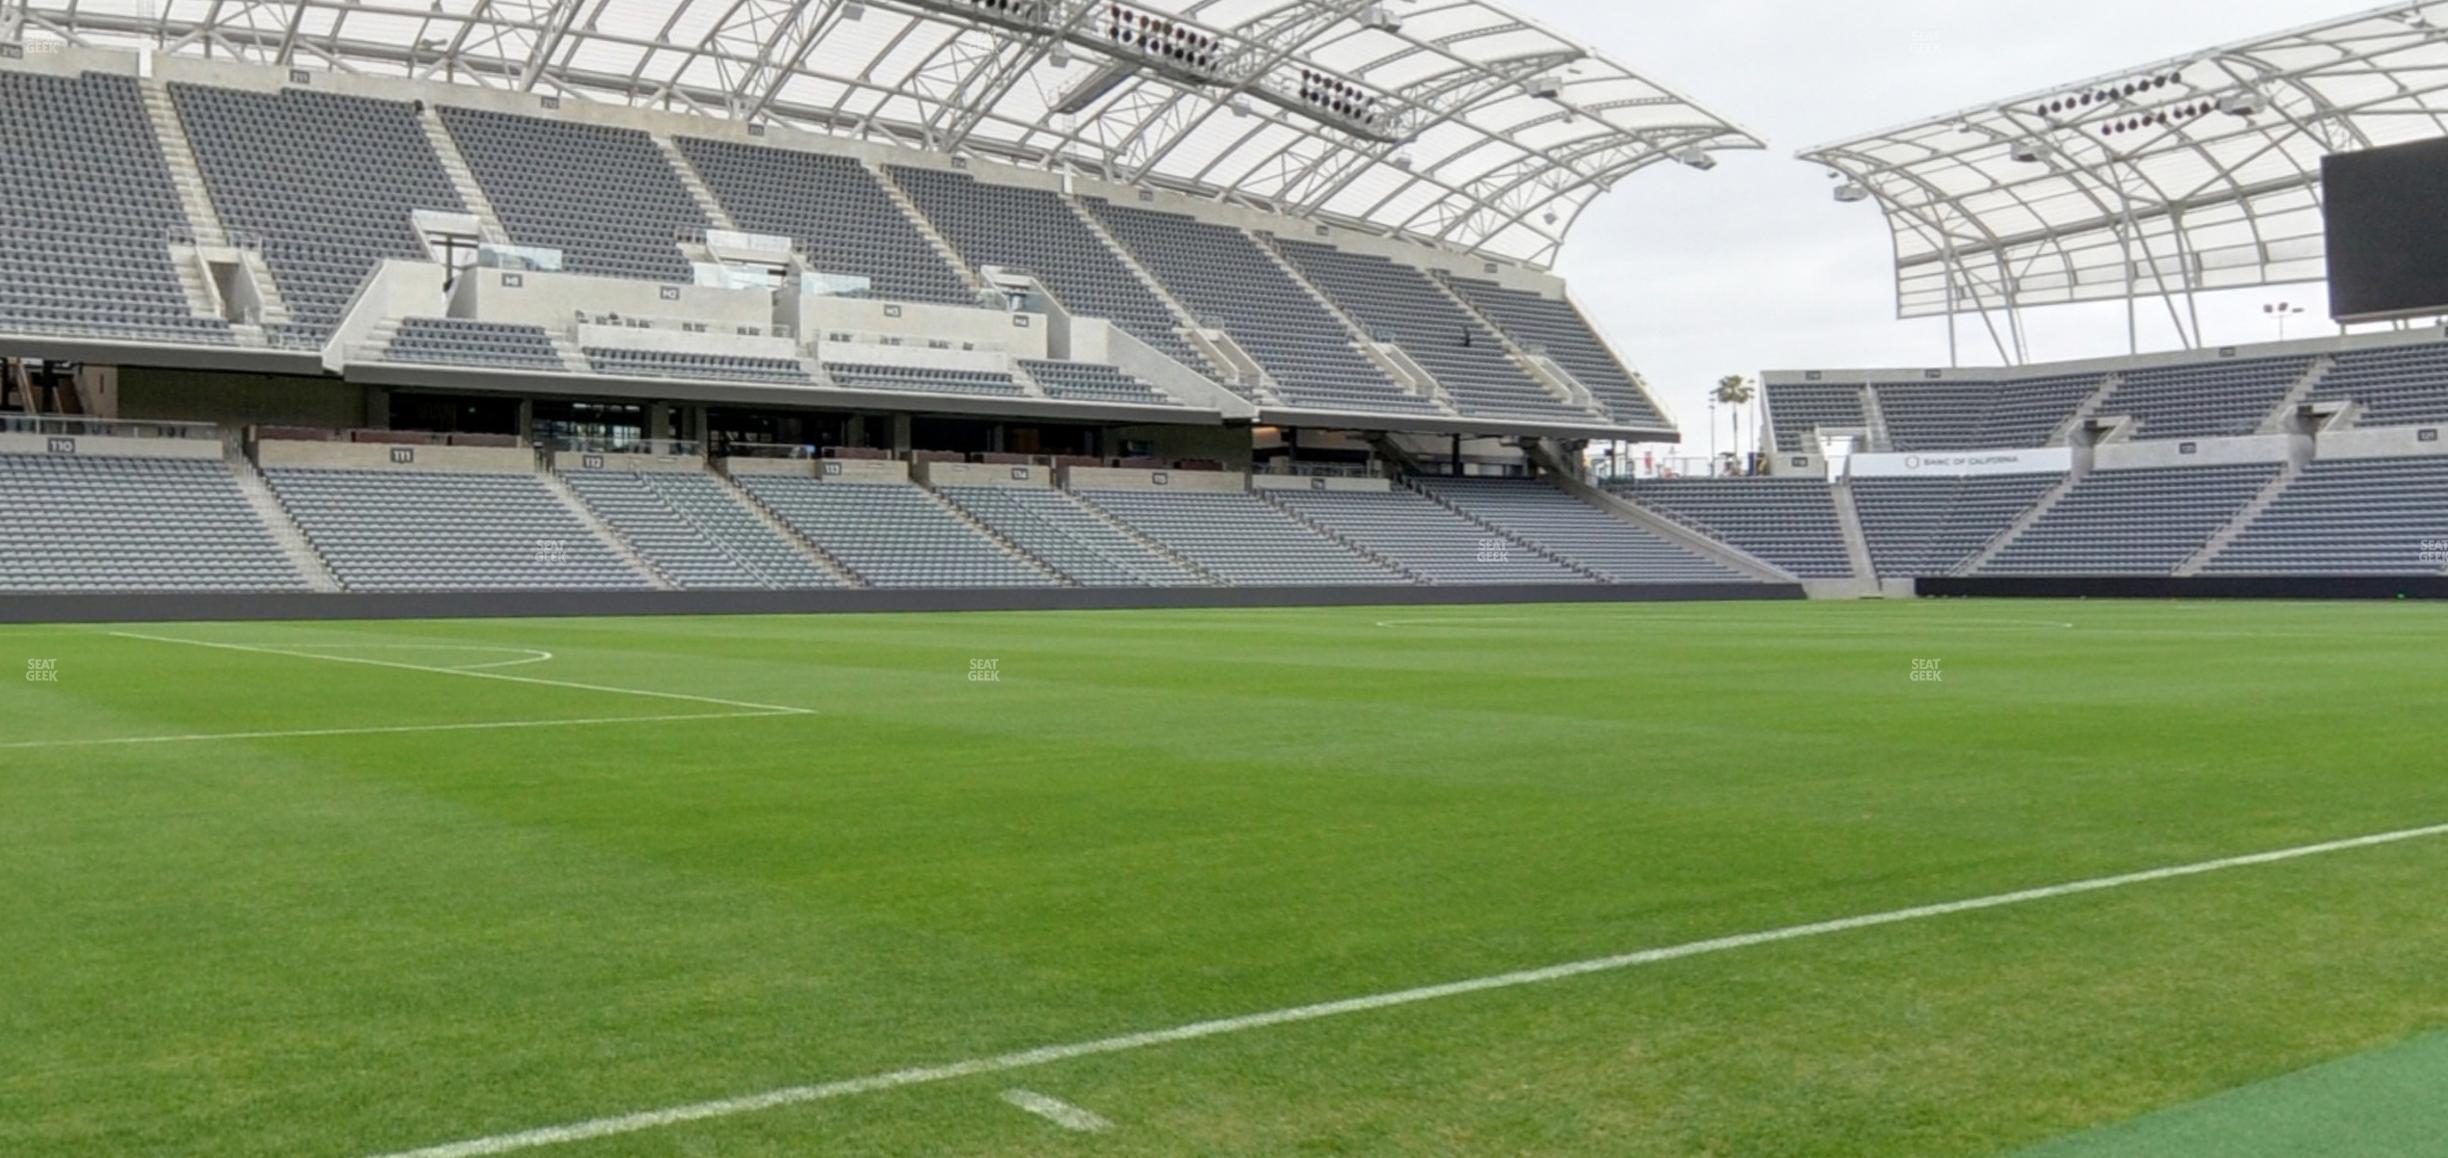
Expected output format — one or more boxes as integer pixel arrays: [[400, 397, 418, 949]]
[[108, 631, 816, 717], [370, 819, 2448, 1158], [0, 710, 800, 751]]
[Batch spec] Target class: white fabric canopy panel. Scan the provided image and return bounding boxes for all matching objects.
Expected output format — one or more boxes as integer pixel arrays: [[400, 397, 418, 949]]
[[3, 0, 1760, 269], [1800, 3, 2448, 321]]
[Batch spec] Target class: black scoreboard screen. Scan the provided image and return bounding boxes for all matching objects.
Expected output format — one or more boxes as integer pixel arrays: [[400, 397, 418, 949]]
[[2324, 137, 2448, 322]]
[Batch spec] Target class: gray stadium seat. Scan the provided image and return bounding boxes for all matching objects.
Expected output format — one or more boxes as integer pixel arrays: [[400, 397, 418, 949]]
[[0, 454, 303, 591]]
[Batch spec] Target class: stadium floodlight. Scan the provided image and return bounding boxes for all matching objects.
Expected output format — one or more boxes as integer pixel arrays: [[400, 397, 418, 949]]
[[1834, 180, 1870, 203], [842, 1, 864, 19], [1674, 145, 1716, 170], [1525, 74, 1564, 99], [1360, 4, 1400, 32], [1049, 43, 1070, 68], [2009, 139, 2046, 164], [2219, 90, 2268, 117]]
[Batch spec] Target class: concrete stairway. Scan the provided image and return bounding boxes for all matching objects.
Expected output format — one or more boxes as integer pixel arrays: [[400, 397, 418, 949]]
[[1956, 466, 2089, 575], [537, 470, 677, 590], [713, 471, 867, 586], [870, 161, 989, 296], [656, 136, 739, 232], [420, 109, 510, 244], [2178, 460, 2302, 576], [230, 454, 342, 592]]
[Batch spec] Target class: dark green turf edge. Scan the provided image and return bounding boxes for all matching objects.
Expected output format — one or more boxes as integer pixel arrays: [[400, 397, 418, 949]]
[[2015, 1031, 2448, 1157]]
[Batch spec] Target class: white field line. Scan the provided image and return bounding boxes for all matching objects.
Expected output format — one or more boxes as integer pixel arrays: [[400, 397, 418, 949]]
[[1372, 614, 2077, 630], [108, 632, 814, 716], [0, 710, 796, 751], [998, 1089, 1113, 1133], [369, 819, 2448, 1158], [244, 642, 559, 671]]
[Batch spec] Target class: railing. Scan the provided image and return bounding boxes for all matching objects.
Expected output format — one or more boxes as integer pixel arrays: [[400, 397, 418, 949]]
[[815, 329, 1007, 354], [1, 415, 221, 440], [549, 437, 705, 458], [575, 311, 795, 341]]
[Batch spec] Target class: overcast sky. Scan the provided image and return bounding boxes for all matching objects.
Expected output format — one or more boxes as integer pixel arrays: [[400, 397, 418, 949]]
[[1520, 0, 2343, 458]]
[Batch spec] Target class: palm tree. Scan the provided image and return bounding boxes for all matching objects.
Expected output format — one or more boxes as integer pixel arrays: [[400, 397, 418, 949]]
[[1712, 375, 1756, 473]]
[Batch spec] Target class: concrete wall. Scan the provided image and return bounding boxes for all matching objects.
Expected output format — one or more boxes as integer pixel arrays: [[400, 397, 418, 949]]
[[2317, 426, 2448, 461], [552, 449, 706, 474], [914, 461, 1050, 488], [1249, 475, 1390, 492], [1061, 466, 1246, 492], [2093, 434, 2293, 470], [575, 322, 797, 361], [455, 268, 777, 334], [257, 439, 534, 473], [0, 432, 224, 460], [792, 294, 1045, 357]]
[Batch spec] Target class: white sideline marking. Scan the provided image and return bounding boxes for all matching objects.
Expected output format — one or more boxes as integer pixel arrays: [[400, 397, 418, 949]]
[[0, 710, 796, 751], [245, 642, 559, 671], [999, 1089, 1113, 1133], [108, 632, 814, 716], [367, 820, 2448, 1158]]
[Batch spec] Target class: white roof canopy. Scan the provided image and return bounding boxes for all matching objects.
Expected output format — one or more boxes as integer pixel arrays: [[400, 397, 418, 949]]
[[1801, 3, 2448, 324], [5, 0, 1760, 268]]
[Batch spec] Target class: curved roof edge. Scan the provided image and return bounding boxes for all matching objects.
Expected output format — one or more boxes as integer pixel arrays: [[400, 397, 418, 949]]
[[1799, 2, 2448, 320], [5, 0, 1761, 270]]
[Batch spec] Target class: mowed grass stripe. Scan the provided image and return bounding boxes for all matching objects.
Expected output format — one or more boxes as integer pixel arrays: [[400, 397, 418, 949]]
[[371, 819, 2448, 1158], [0, 601, 2442, 1155]]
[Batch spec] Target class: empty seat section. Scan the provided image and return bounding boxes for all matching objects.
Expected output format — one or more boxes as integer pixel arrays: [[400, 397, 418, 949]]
[[563, 470, 838, 588], [172, 84, 462, 343], [383, 317, 565, 371], [0, 72, 231, 344], [1978, 463, 2280, 575], [888, 167, 1207, 371], [1762, 382, 1866, 452], [2097, 356, 2309, 440], [1874, 374, 2102, 451], [1610, 478, 1853, 577], [264, 468, 652, 591], [733, 477, 1055, 587], [0, 454, 301, 591], [674, 137, 974, 307], [1850, 473, 2062, 576], [935, 486, 1205, 586], [1086, 200, 1434, 415], [1018, 360, 1178, 406], [1076, 489, 1404, 585], [438, 106, 704, 282], [1265, 488, 1581, 584], [2204, 456, 2448, 575], [825, 362, 1020, 397], [588, 347, 811, 385], [2308, 345, 2448, 427], [1441, 276, 1670, 428], [1274, 239, 1585, 421], [1411, 478, 1748, 583]]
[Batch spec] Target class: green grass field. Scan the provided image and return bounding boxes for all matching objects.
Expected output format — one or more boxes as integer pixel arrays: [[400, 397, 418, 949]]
[[4, 599, 2445, 1156]]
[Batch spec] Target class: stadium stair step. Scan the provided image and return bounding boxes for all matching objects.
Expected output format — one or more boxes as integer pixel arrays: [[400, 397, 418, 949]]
[[140, 78, 228, 248], [2053, 372, 2124, 444], [1247, 230, 1455, 417], [916, 481, 1075, 586], [714, 470, 868, 586], [1252, 489, 1427, 582], [1060, 490, 1227, 585], [654, 135, 739, 233], [1526, 444, 1797, 582], [1957, 463, 2090, 575], [1002, 359, 1051, 400], [1827, 478, 1880, 580], [2257, 355, 2336, 434], [1400, 477, 1605, 582], [1061, 193, 1240, 385], [1859, 382, 1895, 451], [537, 470, 676, 590], [2179, 458, 2305, 576], [420, 108, 511, 245], [1419, 271, 1600, 418], [232, 453, 343, 592], [869, 160, 992, 299]]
